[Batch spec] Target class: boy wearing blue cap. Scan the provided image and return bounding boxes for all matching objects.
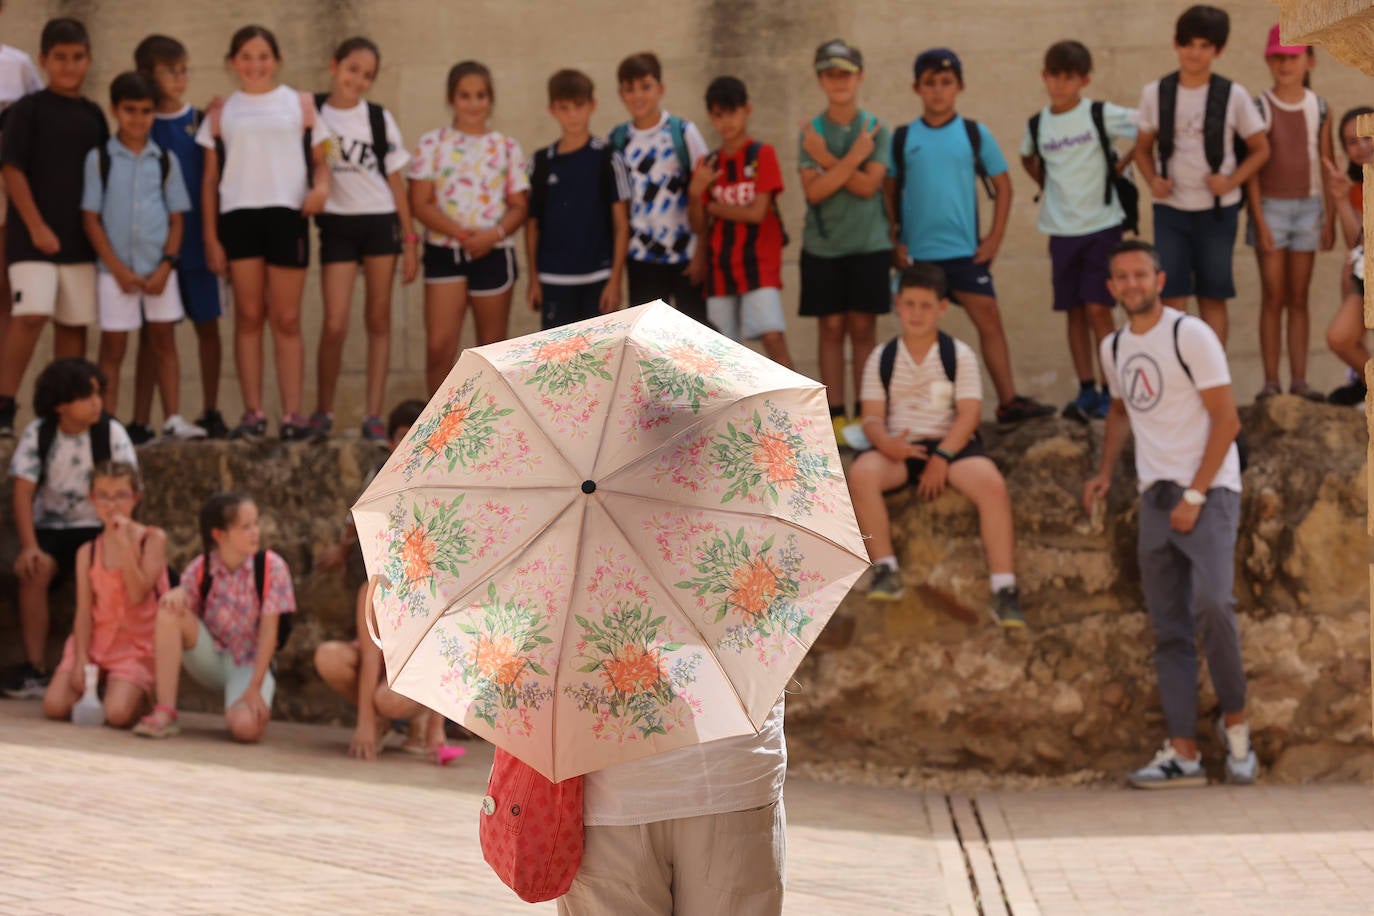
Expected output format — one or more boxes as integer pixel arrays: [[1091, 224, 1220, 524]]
[[886, 48, 1052, 428]]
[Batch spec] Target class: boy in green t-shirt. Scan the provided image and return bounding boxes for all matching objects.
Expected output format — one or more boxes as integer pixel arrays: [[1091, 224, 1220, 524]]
[[798, 39, 893, 446]]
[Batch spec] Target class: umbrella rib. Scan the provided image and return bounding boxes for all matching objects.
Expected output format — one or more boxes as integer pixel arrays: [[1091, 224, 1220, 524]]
[[585, 311, 638, 481], [471, 347, 585, 483], [592, 493, 757, 736], [384, 491, 581, 682]]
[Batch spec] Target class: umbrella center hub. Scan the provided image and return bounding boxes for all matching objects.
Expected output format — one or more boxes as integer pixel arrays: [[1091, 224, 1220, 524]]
[[581, 480, 597, 495]]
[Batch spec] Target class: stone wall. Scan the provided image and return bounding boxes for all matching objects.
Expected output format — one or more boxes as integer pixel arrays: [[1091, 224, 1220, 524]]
[[2, 0, 1371, 426], [1, 397, 1368, 781]]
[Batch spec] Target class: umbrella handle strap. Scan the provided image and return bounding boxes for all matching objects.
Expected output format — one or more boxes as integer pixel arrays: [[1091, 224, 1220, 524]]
[[363, 574, 387, 650]]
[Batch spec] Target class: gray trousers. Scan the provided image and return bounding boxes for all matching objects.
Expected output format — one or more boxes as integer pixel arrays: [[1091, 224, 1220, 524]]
[[1137, 482, 1247, 739]]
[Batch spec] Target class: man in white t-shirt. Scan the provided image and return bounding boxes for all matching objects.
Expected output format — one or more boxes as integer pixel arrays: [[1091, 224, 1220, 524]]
[[557, 697, 786, 915], [1085, 239, 1256, 789], [1131, 4, 1268, 346]]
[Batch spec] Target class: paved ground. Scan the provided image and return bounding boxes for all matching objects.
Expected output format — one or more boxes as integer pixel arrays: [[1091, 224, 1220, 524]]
[[1, 701, 1372, 915]]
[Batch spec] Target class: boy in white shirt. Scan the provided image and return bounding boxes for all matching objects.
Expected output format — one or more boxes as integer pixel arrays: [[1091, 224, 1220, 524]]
[[1085, 239, 1255, 789], [1132, 4, 1268, 345], [848, 263, 1025, 627], [1021, 40, 1137, 422]]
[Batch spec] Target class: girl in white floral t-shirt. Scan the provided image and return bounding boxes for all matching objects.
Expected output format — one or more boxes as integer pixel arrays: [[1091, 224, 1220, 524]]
[[408, 60, 529, 393]]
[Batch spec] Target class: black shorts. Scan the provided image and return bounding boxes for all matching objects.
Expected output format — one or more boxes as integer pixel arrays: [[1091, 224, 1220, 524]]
[[541, 280, 607, 330], [626, 259, 708, 326], [894, 435, 987, 492], [36, 526, 100, 587], [799, 249, 892, 317], [317, 213, 402, 263], [422, 244, 517, 295], [219, 207, 309, 268]]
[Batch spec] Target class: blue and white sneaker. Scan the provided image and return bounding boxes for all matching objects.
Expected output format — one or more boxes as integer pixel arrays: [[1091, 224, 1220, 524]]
[[1128, 741, 1206, 789], [1215, 718, 1258, 785], [1062, 387, 1102, 424]]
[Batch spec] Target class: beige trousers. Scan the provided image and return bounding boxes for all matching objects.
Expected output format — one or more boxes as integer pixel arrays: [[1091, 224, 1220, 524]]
[[557, 800, 785, 916]]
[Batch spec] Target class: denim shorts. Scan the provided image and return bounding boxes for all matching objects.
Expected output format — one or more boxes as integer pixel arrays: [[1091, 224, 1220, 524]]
[[1153, 203, 1240, 300], [707, 287, 786, 341], [1245, 195, 1323, 252]]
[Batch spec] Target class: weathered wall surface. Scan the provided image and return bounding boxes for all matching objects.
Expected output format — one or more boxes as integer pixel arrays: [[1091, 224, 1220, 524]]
[[1, 398, 1368, 780], [3, 0, 1372, 425]]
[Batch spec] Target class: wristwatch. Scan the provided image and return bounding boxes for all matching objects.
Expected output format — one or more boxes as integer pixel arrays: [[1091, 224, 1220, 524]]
[[160, 253, 180, 268], [1182, 488, 1207, 506], [932, 446, 955, 462]]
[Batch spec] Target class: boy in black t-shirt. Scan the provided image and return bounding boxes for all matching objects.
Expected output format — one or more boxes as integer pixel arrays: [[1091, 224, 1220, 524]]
[[0, 18, 107, 437], [525, 69, 631, 330]]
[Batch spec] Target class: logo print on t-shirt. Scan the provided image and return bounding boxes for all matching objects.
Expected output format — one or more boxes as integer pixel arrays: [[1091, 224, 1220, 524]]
[[1120, 352, 1163, 412]]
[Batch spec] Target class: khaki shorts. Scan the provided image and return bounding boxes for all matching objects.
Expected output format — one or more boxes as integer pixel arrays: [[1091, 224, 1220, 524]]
[[557, 800, 785, 916], [10, 261, 97, 325]]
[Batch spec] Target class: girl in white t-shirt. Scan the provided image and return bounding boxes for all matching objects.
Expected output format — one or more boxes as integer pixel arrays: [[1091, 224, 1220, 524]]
[[197, 25, 332, 441], [1244, 30, 1334, 402], [407, 61, 529, 394], [312, 37, 416, 441]]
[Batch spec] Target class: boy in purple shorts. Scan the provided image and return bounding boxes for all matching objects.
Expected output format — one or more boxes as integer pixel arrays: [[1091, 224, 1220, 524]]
[[1021, 40, 1138, 421], [1133, 5, 1268, 346], [887, 48, 1052, 428]]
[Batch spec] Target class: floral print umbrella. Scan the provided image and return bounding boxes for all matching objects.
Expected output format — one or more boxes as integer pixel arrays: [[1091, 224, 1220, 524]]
[[353, 301, 867, 782]]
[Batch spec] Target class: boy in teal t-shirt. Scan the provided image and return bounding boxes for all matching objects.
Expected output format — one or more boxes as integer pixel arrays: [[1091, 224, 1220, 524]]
[[797, 39, 893, 446], [887, 48, 1053, 428]]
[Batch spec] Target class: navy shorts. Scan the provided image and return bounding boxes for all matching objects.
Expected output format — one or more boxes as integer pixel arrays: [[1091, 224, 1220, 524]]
[[932, 256, 996, 300], [1153, 203, 1240, 300], [1049, 226, 1120, 311], [422, 243, 516, 295], [541, 280, 606, 330], [177, 267, 222, 323], [798, 249, 892, 317], [888, 435, 987, 493]]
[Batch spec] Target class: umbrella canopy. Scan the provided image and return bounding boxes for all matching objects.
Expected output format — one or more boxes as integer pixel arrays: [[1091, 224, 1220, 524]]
[[353, 301, 867, 781]]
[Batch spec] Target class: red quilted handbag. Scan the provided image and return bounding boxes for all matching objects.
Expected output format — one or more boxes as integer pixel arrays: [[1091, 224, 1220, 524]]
[[479, 748, 584, 903]]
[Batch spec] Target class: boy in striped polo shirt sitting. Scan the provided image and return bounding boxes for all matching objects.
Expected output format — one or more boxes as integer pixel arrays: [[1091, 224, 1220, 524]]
[[846, 263, 1026, 627]]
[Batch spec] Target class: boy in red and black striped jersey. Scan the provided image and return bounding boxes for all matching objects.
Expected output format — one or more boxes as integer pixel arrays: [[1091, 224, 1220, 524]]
[[688, 77, 793, 368]]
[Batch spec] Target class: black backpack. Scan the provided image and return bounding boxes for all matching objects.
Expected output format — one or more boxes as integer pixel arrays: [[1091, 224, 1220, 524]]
[[96, 143, 173, 205], [1156, 72, 1249, 217], [314, 93, 389, 176], [1110, 314, 1248, 470], [891, 118, 994, 237], [1027, 101, 1140, 235], [35, 414, 113, 488], [878, 331, 958, 405], [198, 549, 294, 651]]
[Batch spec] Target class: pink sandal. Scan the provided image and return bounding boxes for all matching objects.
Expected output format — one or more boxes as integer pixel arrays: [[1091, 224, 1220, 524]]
[[434, 745, 467, 766], [132, 704, 180, 739]]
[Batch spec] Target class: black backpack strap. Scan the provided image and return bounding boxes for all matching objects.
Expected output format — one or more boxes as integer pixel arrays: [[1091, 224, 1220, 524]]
[[35, 416, 57, 487], [528, 145, 551, 220], [198, 557, 214, 606], [1110, 328, 1123, 379], [963, 118, 994, 198], [1156, 72, 1180, 180], [1089, 101, 1115, 206], [1027, 113, 1042, 162], [90, 415, 112, 466], [1202, 74, 1233, 215], [1172, 314, 1194, 383], [937, 331, 957, 383], [890, 123, 909, 235], [254, 549, 268, 605], [878, 338, 899, 409], [367, 102, 388, 176], [313, 92, 329, 111]]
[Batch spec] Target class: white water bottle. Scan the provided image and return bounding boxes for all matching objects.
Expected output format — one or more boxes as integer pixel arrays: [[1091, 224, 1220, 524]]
[[71, 663, 104, 727]]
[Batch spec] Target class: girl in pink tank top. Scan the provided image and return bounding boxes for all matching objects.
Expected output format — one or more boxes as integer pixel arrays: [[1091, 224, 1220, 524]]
[[42, 461, 169, 728]]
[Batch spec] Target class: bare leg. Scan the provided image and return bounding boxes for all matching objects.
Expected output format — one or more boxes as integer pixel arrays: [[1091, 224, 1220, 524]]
[[146, 321, 181, 419], [265, 265, 307, 417], [817, 313, 847, 411], [846, 450, 912, 561], [102, 678, 148, 728], [470, 288, 513, 346], [0, 314, 48, 398], [948, 457, 1015, 575], [361, 254, 396, 418], [0, 230, 10, 360], [1326, 292, 1370, 373], [1284, 250, 1316, 385], [225, 697, 269, 743], [17, 553, 56, 668], [228, 259, 268, 413], [1256, 249, 1286, 384], [845, 312, 877, 406], [424, 282, 468, 395], [151, 599, 200, 711], [313, 640, 360, 705], [96, 330, 129, 421], [1066, 308, 1094, 383], [316, 260, 359, 416], [1197, 297, 1228, 347], [42, 667, 78, 720], [1086, 303, 1116, 385], [758, 331, 792, 369], [52, 323, 85, 360], [132, 327, 157, 425], [195, 318, 222, 414], [953, 291, 1016, 404]]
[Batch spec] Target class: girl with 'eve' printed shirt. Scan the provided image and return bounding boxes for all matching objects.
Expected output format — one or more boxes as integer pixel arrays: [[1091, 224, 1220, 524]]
[[197, 25, 332, 441], [408, 60, 529, 394], [312, 37, 416, 441]]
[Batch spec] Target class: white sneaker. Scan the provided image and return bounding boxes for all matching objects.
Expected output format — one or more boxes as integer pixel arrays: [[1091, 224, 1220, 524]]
[[163, 414, 207, 440], [1127, 741, 1206, 789], [1215, 718, 1258, 785]]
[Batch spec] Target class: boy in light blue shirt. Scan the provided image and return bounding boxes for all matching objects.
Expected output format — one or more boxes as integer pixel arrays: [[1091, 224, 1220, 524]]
[[887, 48, 1052, 428], [1020, 40, 1138, 422], [81, 71, 201, 440]]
